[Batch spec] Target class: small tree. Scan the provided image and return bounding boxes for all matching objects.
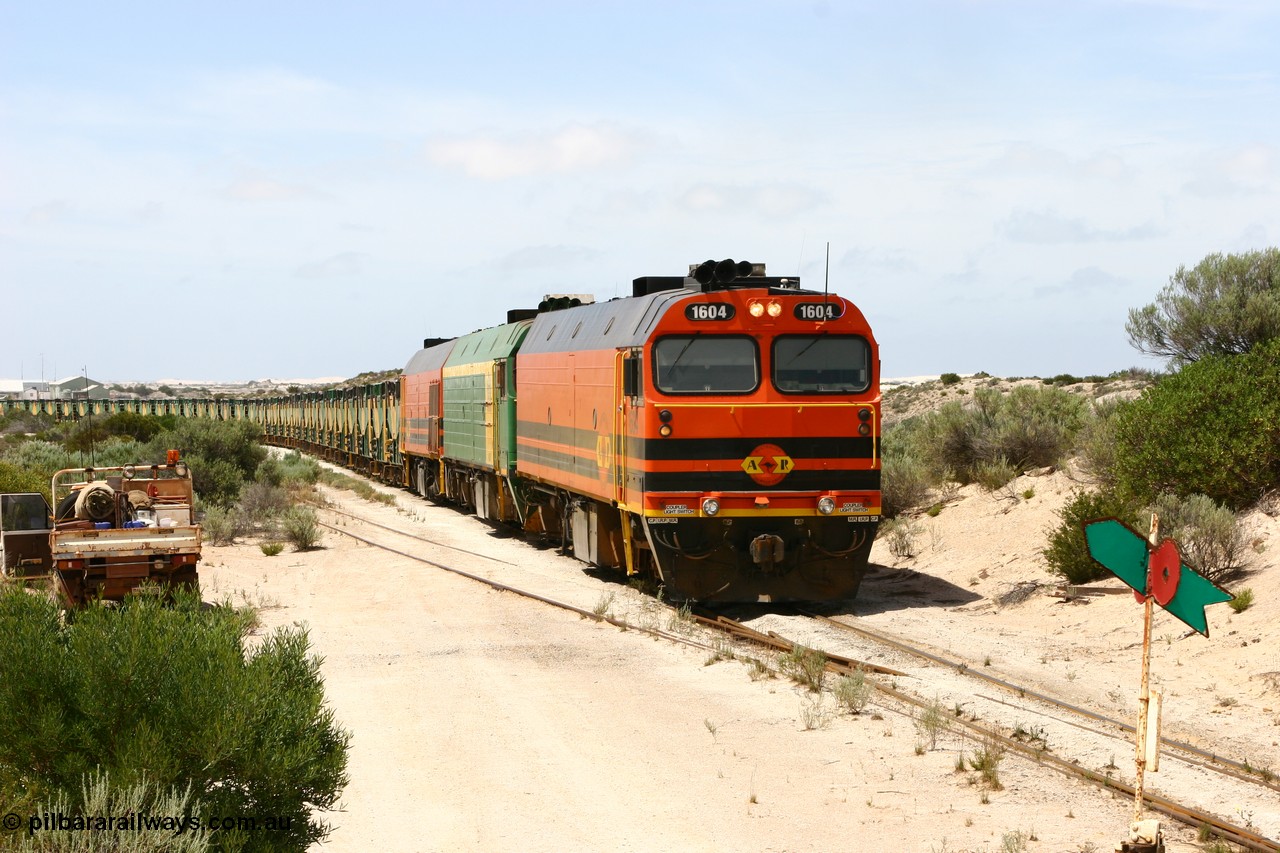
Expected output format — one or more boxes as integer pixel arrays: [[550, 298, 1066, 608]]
[[1043, 488, 1145, 584], [1112, 339, 1280, 508], [1126, 248, 1280, 365]]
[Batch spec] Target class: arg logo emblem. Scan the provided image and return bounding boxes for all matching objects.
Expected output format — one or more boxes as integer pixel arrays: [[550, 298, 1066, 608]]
[[741, 443, 794, 487]]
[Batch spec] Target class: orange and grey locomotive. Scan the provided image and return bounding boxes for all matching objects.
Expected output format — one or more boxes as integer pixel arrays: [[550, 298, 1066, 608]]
[[509, 261, 881, 601], [397, 260, 882, 602]]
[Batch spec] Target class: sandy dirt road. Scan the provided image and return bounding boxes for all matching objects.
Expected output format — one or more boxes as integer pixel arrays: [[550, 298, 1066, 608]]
[[200, 472, 1278, 853]]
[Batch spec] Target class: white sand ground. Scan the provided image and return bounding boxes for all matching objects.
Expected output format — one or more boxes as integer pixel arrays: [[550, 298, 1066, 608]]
[[200, 458, 1279, 853]]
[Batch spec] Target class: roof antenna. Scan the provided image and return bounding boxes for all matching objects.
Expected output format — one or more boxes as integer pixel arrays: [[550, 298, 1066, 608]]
[[823, 242, 830, 309]]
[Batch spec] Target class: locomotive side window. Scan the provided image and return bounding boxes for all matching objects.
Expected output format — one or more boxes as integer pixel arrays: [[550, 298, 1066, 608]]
[[653, 335, 759, 395], [772, 335, 871, 394]]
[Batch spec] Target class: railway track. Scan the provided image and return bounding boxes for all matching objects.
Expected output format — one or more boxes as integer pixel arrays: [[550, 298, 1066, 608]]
[[802, 609, 1280, 796], [312, 498, 1278, 852]]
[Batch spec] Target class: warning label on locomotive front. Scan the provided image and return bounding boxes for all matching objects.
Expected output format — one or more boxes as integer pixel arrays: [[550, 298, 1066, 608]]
[[662, 504, 694, 515]]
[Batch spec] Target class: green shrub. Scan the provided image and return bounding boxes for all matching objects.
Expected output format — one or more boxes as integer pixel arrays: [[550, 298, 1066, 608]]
[[909, 387, 1087, 484], [14, 772, 210, 853], [835, 671, 872, 714], [278, 452, 321, 485], [260, 542, 285, 557], [185, 456, 248, 508], [318, 469, 396, 506], [1149, 492, 1247, 583], [238, 482, 292, 528], [778, 644, 827, 692], [939, 372, 962, 386], [255, 452, 321, 489], [1075, 398, 1130, 487], [201, 505, 242, 546], [880, 517, 920, 559], [1112, 339, 1280, 508], [1228, 587, 1254, 613], [973, 457, 1017, 491], [0, 586, 349, 853], [283, 506, 321, 551], [880, 451, 931, 518], [0, 460, 47, 501], [1043, 488, 1145, 584]]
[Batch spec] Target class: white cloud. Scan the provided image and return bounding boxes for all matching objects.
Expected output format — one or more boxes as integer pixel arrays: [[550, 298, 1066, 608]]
[[1035, 266, 1129, 297], [223, 177, 326, 202], [676, 183, 827, 217], [1000, 209, 1163, 243], [426, 124, 643, 180], [497, 245, 601, 271], [1183, 145, 1276, 198], [295, 252, 369, 279], [24, 200, 72, 225]]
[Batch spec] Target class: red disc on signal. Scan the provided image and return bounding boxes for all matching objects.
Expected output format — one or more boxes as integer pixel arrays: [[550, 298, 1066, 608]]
[[1148, 539, 1182, 606]]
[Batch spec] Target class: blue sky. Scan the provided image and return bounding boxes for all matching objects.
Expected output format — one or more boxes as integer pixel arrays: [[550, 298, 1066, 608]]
[[3, 1, 1278, 382]]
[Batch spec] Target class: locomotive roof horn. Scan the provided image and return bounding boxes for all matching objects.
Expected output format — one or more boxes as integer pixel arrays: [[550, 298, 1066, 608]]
[[690, 259, 764, 290]]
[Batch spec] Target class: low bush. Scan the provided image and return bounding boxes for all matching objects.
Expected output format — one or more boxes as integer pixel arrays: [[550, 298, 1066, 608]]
[[778, 644, 827, 692], [835, 671, 872, 714], [880, 517, 921, 560], [13, 772, 210, 853], [200, 505, 242, 546], [939, 372, 962, 386], [973, 457, 1017, 491], [0, 586, 349, 853], [238, 482, 292, 528], [1075, 398, 1130, 487], [909, 387, 1087, 485], [880, 451, 931, 518], [283, 506, 322, 551], [1149, 492, 1247, 583], [256, 452, 321, 489], [1228, 587, 1254, 613], [1043, 488, 1145, 584]]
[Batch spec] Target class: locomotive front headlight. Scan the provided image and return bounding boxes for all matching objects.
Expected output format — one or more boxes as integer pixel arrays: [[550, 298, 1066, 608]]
[[702, 498, 720, 516], [748, 301, 765, 317], [858, 423, 871, 436], [766, 301, 782, 318], [659, 424, 672, 437], [817, 496, 836, 515]]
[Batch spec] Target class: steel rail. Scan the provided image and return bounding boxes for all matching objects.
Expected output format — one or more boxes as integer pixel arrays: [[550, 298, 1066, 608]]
[[314, 518, 719, 653], [802, 610, 1280, 796], [691, 611, 906, 677], [318, 505, 519, 567]]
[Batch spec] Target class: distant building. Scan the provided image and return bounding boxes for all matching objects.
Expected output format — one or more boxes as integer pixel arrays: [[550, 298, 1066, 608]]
[[9, 377, 110, 401]]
